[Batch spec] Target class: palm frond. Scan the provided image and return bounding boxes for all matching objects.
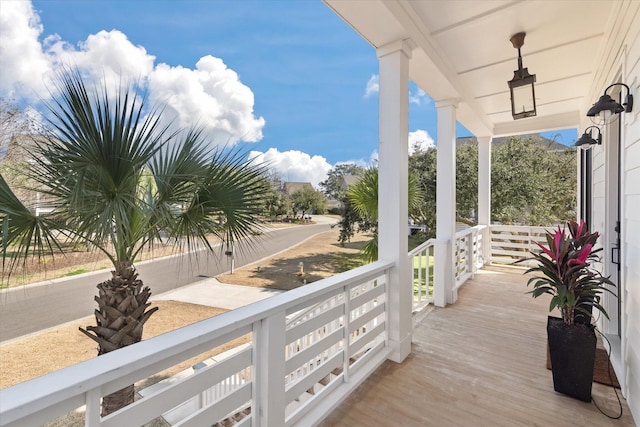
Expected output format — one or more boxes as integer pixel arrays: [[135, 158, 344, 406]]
[[33, 68, 173, 265], [156, 141, 270, 254], [361, 237, 378, 263], [0, 174, 65, 276], [347, 168, 378, 221]]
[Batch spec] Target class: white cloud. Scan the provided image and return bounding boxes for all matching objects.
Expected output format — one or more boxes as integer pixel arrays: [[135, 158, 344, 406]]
[[248, 148, 332, 188], [0, 1, 51, 97], [409, 88, 429, 105], [364, 130, 435, 163], [149, 56, 265, 143], [46, 29, 156, 90], [365, 76, 431, 106], [0, 1, 265, 146], [364, 74, 379, 98], [408, 129, 435, 154], [368, 150, 379, 164]]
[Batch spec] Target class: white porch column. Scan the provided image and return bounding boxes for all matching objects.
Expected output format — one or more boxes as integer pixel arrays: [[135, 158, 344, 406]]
[[377, 39, 412, 363], [477, 136, 492, 265], [434, 99, 459, 307]]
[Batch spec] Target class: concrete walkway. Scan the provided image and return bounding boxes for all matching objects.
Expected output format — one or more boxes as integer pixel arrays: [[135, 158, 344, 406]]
[[152, 214, 339, 309], [152, 278, 283, 309], [151, 213, 339, 309]]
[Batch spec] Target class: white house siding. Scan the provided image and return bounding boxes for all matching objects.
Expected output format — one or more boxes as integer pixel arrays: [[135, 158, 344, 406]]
[[589, 2, 639, 422], [620, 6, 640, 423], [623, 29, 640, 424], [625, 128, 640, 424]]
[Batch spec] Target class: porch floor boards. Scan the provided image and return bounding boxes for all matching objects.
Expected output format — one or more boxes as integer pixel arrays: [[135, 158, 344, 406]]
[[319, 266, 635, 427]]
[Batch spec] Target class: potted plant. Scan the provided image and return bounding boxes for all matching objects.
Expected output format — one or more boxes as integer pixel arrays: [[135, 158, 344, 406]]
[[521, 220, 615, 402]]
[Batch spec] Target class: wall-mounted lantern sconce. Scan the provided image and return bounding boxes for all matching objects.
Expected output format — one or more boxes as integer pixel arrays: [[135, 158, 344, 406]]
[[587, 82, 634, 124], [574, 126, 602, 150], [508, 32, 537, 120]]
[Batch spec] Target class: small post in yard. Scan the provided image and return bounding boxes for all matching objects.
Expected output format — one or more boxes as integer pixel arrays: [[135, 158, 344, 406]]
[[225, 241, 235, 274]]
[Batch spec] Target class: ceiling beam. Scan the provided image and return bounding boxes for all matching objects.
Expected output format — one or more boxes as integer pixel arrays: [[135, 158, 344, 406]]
[[493, 111, 581, 137], [383, 0, 493, 136]]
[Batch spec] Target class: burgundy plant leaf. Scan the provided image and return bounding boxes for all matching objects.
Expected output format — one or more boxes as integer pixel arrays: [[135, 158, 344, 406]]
[[535, 241, 555, 260]]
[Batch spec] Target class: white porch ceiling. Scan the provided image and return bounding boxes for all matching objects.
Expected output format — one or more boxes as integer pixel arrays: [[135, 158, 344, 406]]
[[324, 0, 621, 138]]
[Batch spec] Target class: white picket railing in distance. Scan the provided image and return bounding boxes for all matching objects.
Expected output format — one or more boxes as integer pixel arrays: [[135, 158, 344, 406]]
[[0, 261, 393, 427], [408, 239, 435, 312], [489, 225, 549, 266], [408, 225, 486, 310], [453, 225, 486, 289]]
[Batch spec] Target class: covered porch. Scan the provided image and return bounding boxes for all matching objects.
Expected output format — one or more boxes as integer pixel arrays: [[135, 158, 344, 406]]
[[325, 0, 639, 422], [320, 266, 634, 426]]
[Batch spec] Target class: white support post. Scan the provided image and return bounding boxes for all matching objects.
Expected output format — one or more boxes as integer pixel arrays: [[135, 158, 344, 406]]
[[377, 39, 412, 363], [477, 136, 492, 266], [253, 312, 286, 427], [84, 388, 101, 427], [434, 99, 459, 307]]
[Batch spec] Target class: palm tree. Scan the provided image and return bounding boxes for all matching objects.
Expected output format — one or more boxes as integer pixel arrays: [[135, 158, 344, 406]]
[[345, 168, 423, 262], [0, 69, 269, 415]]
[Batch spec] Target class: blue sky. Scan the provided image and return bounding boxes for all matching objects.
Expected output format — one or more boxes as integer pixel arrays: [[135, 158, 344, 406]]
[[2, 0, 576, 186]]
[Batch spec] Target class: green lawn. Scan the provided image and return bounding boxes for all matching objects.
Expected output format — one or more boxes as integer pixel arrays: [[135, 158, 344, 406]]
[[63, 269, 88, 277], [412, 253, 434, 300]]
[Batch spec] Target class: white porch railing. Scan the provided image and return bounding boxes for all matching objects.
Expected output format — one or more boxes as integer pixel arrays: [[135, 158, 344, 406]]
[[489, 224, 549, 266], [0, 261, 393, 427], [408, 238, 435, 312], [453, 225, 486, 290], [408, 224, 487, 311]]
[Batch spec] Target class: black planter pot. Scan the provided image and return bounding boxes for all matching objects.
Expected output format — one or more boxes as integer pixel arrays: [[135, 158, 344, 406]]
[[574, 304, 593, 326], [546, 316, 596, 402]]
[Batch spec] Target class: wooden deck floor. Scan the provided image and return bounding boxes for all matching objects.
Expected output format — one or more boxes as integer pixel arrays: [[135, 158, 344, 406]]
[[319, 266, 636, 427]]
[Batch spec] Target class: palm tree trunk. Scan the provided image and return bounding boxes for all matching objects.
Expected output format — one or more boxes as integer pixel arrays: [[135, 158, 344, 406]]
[[79, 261, 158, 416]]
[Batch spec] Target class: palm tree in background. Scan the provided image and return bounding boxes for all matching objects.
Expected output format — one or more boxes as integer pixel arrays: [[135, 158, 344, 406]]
[[345, 168, 423, 262], [0, 69, 269, 415]]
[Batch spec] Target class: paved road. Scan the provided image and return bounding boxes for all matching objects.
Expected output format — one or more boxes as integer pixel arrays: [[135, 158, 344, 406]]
[[0, 221, 334, 342]]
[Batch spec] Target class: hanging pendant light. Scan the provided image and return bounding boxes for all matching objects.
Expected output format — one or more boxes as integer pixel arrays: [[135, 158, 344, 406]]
[[507, 32, 537, 120]]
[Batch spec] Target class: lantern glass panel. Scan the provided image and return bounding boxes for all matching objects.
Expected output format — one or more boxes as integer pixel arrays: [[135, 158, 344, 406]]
[[512, 84, 535, 115]]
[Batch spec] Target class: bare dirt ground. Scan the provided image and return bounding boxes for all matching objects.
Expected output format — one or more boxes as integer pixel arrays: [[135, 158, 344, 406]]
[[1, 225, 370, 389], [0, 301, 234, 389], [217, 227, 369, 290]]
